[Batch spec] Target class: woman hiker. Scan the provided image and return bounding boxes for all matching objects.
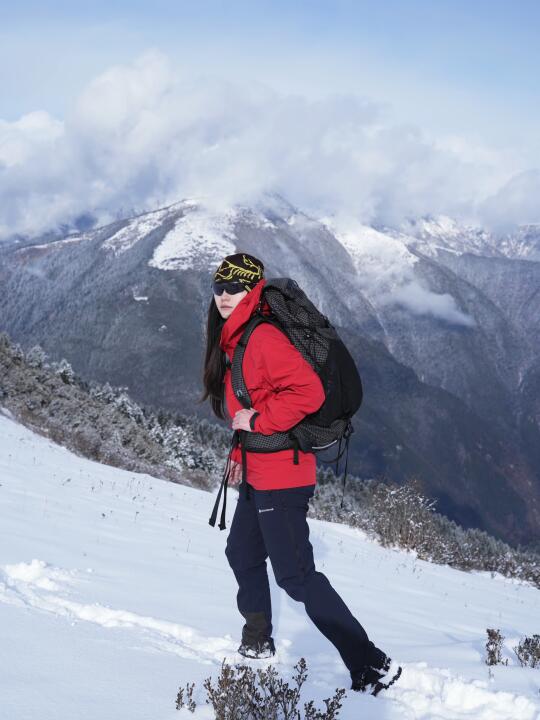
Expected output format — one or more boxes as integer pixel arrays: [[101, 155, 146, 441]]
[[200, 251, 402, 696]]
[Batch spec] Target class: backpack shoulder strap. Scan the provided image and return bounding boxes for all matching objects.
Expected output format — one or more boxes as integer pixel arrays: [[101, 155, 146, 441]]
[[231, 313, 286, 409], [231, 314, 265, 409]]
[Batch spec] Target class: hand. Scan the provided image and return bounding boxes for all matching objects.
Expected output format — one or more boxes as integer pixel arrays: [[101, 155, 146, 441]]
[[228, 459, 243, 487], [232, 407, 257, 432]]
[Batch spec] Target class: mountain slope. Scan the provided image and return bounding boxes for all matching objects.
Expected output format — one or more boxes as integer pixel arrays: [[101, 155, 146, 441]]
[[0, 195, 539, 545]]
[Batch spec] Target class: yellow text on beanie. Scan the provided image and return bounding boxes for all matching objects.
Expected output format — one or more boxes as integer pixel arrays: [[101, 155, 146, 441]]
[[213, 253, 265, 292]]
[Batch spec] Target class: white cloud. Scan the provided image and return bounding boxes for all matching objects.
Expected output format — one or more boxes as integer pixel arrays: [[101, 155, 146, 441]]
[[476, 169, 540, 233], [0, 111, 63, 168], [388, 281, 476, 327], [0, 49, 537, 240]]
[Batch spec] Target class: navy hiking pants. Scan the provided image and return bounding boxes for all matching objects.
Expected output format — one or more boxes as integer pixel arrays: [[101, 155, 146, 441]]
[[225, 480, 382, 677]]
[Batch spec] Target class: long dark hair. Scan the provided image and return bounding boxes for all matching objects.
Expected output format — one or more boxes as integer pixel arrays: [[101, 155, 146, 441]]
[[199, 296, 227, 420]]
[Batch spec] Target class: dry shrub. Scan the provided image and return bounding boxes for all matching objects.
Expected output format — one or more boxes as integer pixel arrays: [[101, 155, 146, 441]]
[[176, 657, 346, 719]]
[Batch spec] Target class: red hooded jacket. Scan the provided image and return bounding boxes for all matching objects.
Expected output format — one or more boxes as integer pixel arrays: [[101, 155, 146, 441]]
[[220, 278, 325, 490]]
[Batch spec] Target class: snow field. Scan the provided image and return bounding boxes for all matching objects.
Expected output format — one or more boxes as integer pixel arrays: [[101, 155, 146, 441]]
[[1, 410, 539, 720]]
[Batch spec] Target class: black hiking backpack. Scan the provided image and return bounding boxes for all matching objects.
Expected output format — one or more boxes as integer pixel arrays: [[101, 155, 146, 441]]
[[209, 277, 363, 530]]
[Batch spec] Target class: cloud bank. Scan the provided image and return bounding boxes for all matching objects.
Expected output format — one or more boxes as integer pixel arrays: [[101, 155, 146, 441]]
[[0, 50, 537, 241]]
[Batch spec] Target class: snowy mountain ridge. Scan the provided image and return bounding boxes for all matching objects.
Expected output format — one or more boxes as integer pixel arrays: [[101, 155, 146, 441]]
[[21, 194, 540, 269], [395, 214, 540, 262], [15, 196, 540, 271]]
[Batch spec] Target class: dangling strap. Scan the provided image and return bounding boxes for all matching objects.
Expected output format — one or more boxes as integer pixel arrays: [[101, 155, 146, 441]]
[[218, 466, 229, 531], [339, 433, 351, 510], [240, 431, 251, 499], [334, 436, 343, 477], [320, 435, 351, 464], [208, 430, 239, 530], [241, 430, 248, 484]]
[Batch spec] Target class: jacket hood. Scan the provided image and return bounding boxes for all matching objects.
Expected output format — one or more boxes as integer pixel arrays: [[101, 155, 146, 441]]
[[219, 278, 270, 358]]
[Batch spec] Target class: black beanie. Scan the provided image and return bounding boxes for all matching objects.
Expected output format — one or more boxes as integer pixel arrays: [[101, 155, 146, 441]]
[[213, 252, 265, 292]]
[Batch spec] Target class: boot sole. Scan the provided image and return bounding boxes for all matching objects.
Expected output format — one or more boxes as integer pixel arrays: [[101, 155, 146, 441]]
[[237, 650, 276, 659], [237, 644, 276, 659]]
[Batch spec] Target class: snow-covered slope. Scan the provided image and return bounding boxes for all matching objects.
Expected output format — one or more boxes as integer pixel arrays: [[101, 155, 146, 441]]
[[1, 409, 539, 720], [395, 214, 540, 262], [148, 202, 237, 272], [395, 215, 501, 259]]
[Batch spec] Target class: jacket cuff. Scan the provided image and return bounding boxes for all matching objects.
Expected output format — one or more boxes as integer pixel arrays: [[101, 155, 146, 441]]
[[249, 411, 260, 431]]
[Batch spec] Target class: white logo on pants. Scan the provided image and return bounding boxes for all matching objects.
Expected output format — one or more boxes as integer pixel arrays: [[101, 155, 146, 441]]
[[258, 508, 274, 513]]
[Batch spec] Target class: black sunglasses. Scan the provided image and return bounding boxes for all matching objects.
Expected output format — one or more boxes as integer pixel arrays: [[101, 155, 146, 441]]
[[212, 281, 247, 296]]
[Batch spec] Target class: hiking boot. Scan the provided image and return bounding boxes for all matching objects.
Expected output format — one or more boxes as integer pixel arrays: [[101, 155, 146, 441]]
[[351, 657, 402, 695], [237, 636, 276, 659]]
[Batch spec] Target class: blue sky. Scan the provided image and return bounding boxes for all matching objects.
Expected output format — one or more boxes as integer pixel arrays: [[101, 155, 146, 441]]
[[2, 0, 539, 146], [1, 1, 539, 237]]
